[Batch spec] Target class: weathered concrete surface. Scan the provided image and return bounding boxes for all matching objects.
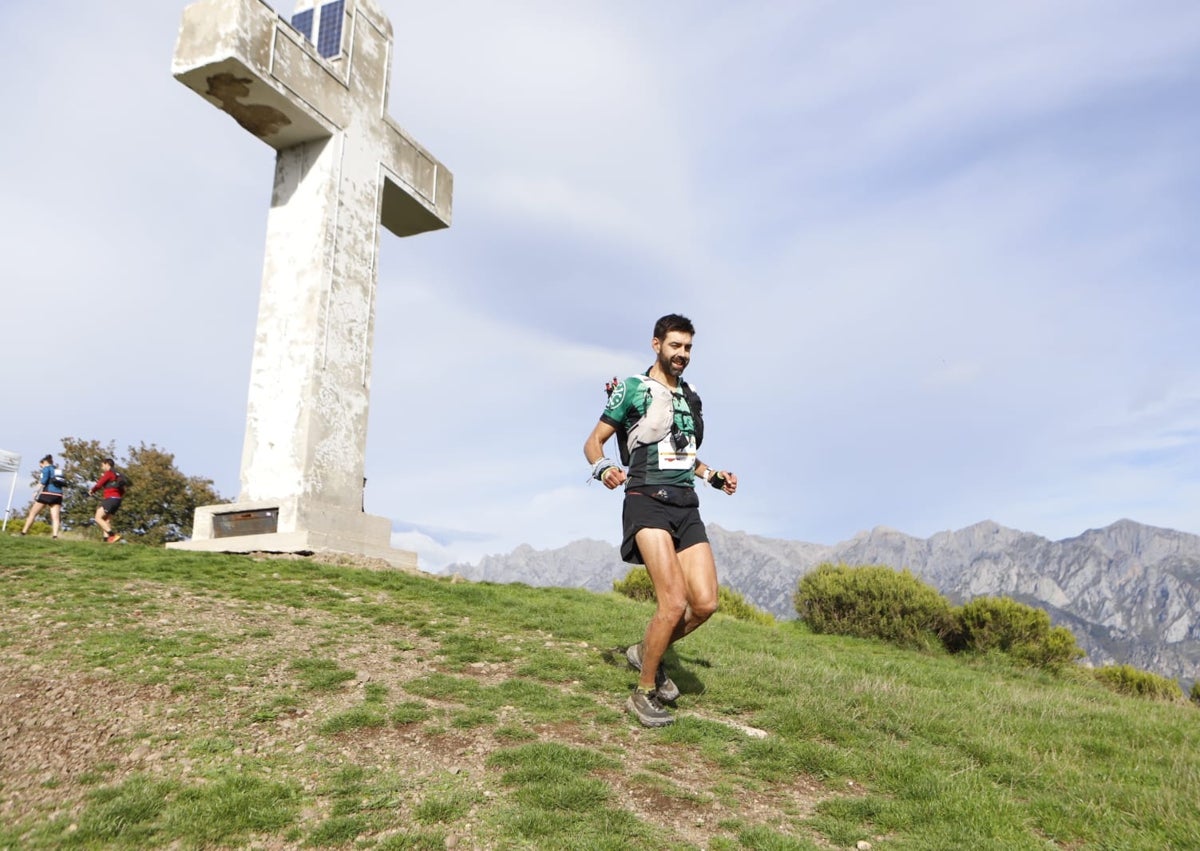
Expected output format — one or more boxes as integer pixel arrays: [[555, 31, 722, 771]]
[[167, 0, 451, 567], [178, 499, 415, 569]]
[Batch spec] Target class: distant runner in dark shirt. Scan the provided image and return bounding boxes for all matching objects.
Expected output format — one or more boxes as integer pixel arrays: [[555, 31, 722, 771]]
[[18, 454, 65, 539]]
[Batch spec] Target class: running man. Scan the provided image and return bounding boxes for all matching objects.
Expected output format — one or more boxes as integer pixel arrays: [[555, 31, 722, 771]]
[[89, 458, 125, 543], [583, 313, 738, 727]]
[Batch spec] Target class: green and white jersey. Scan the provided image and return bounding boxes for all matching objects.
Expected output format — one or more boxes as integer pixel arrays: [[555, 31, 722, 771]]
[[600, 373, 702, 488]]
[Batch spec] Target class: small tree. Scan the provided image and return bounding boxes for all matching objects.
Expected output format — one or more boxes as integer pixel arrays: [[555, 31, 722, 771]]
[[121, 443, 227, 545], [17, 437, 226, 545]]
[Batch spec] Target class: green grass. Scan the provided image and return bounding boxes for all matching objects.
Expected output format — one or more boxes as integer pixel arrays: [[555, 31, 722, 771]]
[[2, 534, 1199, 849], [291, 657, 359, 691]]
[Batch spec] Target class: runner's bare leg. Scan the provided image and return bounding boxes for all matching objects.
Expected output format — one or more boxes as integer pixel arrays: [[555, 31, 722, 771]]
[[635, 528, 689, 690], [670, 541, 719, 642]]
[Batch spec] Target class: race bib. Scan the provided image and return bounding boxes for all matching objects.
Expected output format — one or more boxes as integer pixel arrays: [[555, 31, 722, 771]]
[[656, 432, 696, 470]]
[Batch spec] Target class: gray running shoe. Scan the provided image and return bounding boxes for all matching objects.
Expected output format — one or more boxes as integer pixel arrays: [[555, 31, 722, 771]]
[[626, 688, 674, 727], [625, 642, 680, 701]]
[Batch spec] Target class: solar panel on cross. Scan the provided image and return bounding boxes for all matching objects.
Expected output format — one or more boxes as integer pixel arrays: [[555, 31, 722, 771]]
[[288, 0, 343, 59], [316, 0, 344, 58], [290, 7, 313, 39]]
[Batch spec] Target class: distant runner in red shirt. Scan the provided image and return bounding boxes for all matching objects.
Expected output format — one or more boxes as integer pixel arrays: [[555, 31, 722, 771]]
[[89, 457, 125, 543]]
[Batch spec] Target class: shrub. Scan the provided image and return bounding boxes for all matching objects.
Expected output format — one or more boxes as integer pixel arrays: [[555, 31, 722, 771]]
[[613, 567, 655, 602], [1093, 665, 1183, 701], [1035, 626, 1087, 668], [1191, 682, 1200, 707], [614, 567, 775, 625], [947, 596, 1084, 668], [794, 562, 953, 651], [717, 586, 775, 626], [6, 519, 51, 536]]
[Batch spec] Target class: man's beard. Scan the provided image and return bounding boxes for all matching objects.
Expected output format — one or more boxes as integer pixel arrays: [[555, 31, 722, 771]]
[[659, 351, 688, 378]]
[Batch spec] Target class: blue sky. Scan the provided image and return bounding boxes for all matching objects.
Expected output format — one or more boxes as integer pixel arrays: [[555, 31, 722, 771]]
[[2, 1, 1197, 569]]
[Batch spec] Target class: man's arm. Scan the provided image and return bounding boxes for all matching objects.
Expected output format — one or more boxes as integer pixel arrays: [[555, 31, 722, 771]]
[[584, 421, 626, 490]]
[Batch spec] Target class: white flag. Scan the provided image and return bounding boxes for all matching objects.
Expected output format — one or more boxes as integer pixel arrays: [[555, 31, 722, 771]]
[[0, 450, 20, 473]]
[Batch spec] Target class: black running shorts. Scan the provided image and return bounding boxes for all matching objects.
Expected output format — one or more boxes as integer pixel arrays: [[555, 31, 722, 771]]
[[100, 497, 123, 516], [620, 491, 709, 565], [36, 493, 63, 506]]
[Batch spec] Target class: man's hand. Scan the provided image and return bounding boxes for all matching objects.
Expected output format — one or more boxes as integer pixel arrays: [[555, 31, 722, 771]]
[[601, 467, 627, 490], [710, 470, 738, 495]]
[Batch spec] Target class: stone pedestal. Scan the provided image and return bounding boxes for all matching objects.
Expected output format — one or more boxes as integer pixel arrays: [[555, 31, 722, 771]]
[[173, 499, 416, 569]]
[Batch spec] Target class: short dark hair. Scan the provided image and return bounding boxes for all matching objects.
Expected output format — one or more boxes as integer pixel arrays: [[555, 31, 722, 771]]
[[653, 313, 695, 340], [102, 457, 115, 467], [40, 454, 53, 464]]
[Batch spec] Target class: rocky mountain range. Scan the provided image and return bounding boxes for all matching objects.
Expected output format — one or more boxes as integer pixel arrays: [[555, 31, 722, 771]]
[[442, 519, 1200, 689]]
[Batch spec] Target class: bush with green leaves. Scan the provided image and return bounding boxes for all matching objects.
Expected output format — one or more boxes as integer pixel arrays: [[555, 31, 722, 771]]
[[1191, 682, 1200, 706], [1093, 664, 1183, 701], [612, 567, 656, 602], [716, 585, 775, 626], [1029, 626, 1085, 668], [5, 516, 49, 536], [946, 596, 1084, 668], [613, 567, 774, 625], [794, 562, 953, 651]]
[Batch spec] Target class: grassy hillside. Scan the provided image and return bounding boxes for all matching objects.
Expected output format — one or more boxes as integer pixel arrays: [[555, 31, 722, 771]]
[[2, 536, 1198, 850]]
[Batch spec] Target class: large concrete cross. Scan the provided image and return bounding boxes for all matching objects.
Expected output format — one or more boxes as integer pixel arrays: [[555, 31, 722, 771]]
[[167, 0, 452, 566]]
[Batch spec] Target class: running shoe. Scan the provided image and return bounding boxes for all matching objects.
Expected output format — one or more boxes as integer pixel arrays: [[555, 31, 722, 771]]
[[626, 687, 674, 727], [625, 642, 680, 701]]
